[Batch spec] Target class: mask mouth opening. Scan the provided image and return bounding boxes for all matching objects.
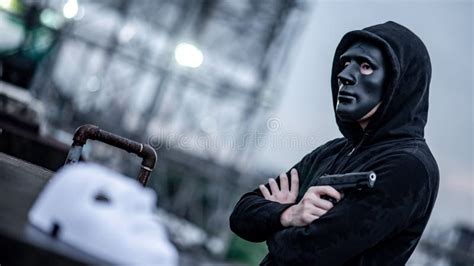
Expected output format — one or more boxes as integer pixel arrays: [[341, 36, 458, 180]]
[[50, 222, 61, 239]]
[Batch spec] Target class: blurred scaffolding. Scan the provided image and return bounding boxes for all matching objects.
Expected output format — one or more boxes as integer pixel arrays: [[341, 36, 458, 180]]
[[0, 0, 310, 261], [32, 0, 309, 167]]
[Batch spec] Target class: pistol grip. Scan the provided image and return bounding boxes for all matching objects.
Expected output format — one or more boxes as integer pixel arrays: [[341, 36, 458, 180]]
[[321, 195, 338, 204]]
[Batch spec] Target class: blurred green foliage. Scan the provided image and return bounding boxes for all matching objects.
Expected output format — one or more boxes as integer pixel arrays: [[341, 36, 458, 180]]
[[226, 234, 268, 265]]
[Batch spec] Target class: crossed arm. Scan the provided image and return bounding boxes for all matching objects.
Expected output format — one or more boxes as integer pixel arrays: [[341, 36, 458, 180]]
[[259, 169, 342, 227], [228, 168, 342, 242]]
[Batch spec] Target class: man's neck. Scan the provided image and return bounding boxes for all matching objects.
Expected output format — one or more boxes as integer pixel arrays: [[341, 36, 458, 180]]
[[358, 102, 381, 131], [359, 120, 369, 130]]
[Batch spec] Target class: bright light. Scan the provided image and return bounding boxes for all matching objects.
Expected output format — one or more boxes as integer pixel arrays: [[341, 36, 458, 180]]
[[174, 43, 203, 68], [63, 0, 78, 19], [0, 0, 20, 13], [0, 0, 13, 10], [40, 8, 65, 29]]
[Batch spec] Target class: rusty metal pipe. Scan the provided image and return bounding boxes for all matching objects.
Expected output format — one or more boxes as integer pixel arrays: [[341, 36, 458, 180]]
[[65, 124, 157, 186]]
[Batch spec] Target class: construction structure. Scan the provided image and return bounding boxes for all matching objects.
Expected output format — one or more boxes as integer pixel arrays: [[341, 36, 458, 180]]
[[1, 0, 311, 259]]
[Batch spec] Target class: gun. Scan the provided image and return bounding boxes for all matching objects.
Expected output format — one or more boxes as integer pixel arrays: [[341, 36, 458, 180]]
[[317, 171, 377, 204]]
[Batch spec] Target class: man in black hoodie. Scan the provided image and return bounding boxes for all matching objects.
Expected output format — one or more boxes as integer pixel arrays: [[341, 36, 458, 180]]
[[229, 21, 439, 265]]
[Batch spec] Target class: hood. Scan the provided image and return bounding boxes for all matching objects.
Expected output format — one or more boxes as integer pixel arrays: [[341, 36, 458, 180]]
[[330, 21, 432, 146]]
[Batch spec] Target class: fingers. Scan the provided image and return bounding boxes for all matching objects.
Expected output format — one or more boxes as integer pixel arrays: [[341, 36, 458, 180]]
[[301, 213, 319, 225], [290, 168, 299, 195], [299, 201, 324, 224], [309, 185, 342, 202], [268, 178, 279, 194], [314, 197, 334, 210], [279, 172, 289, 192], [259, 185, 272, 199], [259, 169, 301, 204], [309, 207, 327, 217], [301, 194, 333, 211]]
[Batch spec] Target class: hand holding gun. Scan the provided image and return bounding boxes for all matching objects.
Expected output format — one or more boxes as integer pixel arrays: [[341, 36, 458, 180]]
[[264, 169, 377, 227], [318, 171, 377, 204]]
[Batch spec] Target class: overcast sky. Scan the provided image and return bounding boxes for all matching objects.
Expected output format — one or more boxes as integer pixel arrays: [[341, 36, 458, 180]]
[[255, 0, 473, 228]]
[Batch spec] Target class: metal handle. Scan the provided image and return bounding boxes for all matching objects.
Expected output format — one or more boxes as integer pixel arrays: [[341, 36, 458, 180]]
[[65, 124, 157, 186]]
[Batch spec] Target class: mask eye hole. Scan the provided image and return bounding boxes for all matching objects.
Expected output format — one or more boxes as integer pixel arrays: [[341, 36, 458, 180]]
[[360, 62, 373, 75], [94, 192, 111, 203]]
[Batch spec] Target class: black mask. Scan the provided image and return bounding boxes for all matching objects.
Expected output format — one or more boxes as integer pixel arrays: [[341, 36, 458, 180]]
[[336, 42, 387, 122]]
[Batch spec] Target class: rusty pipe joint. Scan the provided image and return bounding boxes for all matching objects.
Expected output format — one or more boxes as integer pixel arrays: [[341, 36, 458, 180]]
[[136, 144, 157, 185], [65, 124, 157, 186], [72, 124, 99, 146]]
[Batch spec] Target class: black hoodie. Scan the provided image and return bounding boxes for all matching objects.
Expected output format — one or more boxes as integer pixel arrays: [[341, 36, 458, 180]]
[[229, 21, 439, 265]]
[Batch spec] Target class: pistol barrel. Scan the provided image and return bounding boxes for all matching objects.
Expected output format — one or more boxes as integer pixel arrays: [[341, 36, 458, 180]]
[[317, 171, 376, 190]]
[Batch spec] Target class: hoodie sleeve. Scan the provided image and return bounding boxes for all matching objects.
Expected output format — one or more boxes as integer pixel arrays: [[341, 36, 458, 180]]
[[229, 146, 324, 242], [229, 190, 294, 242], [266, 153, 431, 265]]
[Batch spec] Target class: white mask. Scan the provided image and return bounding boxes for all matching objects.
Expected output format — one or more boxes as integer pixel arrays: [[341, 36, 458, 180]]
[[28, 163, 178, 266]]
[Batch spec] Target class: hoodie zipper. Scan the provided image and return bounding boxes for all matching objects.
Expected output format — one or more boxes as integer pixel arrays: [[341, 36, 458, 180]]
[[347, 147, 356, 156], [347, 132, 369, 156], [324, 132, 370, 175], [329, 133, 369, 174]]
